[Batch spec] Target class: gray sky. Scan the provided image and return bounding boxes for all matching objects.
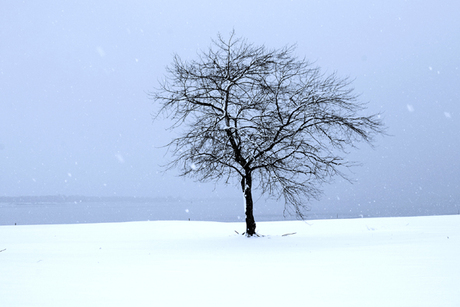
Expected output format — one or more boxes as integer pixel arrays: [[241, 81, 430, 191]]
[[1, 1, 459, 214]]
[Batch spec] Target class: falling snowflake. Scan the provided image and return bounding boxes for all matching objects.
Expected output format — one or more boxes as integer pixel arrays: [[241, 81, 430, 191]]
[[115, 153, 125, 163], [96, 46, 106, 57]]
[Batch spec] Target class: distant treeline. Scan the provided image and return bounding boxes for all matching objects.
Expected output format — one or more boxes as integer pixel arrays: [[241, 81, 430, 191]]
[[0, 195, 168, 204]]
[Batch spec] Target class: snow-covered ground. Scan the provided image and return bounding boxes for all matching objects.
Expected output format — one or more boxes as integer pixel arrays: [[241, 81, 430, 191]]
[[1, 215, 458, 306]]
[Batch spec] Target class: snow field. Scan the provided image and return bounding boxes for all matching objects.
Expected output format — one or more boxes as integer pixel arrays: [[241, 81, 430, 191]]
[[1, 215, 459, 306]]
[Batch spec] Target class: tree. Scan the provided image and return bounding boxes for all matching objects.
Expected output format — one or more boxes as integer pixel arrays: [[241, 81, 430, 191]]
[[151, 32, 385, 236]]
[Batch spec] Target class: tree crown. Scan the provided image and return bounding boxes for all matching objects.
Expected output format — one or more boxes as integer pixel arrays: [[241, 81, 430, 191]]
[[152, 32, 385, 217]]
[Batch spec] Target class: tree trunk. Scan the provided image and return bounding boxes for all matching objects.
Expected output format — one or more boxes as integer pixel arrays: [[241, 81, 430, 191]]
[[241, 172, 256, 236]]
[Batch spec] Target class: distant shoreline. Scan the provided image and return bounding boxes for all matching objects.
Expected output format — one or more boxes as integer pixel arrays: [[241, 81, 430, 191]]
[[0, 195, 225, 204]]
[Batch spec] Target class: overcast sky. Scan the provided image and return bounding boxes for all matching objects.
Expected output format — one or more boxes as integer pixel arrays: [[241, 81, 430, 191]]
[[1, 1, 459, 214]]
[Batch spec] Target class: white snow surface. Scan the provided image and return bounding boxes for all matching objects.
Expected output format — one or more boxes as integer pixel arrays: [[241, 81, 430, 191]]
[[1, 215, 459, 306]]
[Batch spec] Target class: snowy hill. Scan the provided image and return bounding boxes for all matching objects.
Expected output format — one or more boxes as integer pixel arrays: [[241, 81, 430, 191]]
[[1, 215, 459, 306]]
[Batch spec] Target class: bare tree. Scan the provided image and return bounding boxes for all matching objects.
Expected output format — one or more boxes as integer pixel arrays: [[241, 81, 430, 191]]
[[151, 32, 385, 236]]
